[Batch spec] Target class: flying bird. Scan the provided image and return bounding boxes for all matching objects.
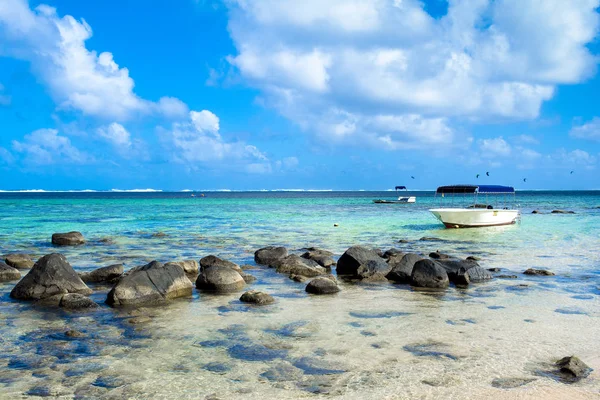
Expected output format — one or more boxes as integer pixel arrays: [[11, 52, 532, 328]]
[[476, 174, 480, 179], [411, 176, 415, 179], [486, 171, 490, 176], [523, 178, 527, 183], [570, 170, 574, 174]]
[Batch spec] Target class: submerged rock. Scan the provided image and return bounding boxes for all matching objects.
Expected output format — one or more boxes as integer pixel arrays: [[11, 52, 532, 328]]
[[531, 210, 541, 214], [51, 231, 85, 246], [386, 253, 422, 283], [167, 260, 199, 275], [200, 255, 242, 273], [556, 356, 591, 379], [551, 210, 575, 214], [241, 273, 257, 284], [382, 248, 404, 259], [410, 259, 449, 289], [301, 249, 336, 268], [36, 293, 98, 310], [254, 246, 288, 266], [437, 259, 492, 283], [80, 264, 124, 283], [491, 377, 537, 389], [106, 261, 192, 306], [524, 268, 555, 276], [4, 253, 34, 269], [10, 254, 92, 300], [305, 277, 340, 294], [429, 251, 449, 260], [273, 255, 327, 277], [240, 290, 275, 305], [196, 265, 245, 293], [0, 261, 21, 282], [336, 246, 391, 281]]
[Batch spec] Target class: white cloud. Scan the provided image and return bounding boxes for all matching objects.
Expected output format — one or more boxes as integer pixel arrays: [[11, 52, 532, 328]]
[[225, 0, 599, 148], [11, 128, 91, 165], [553, 148, 597, 166], [97, 123, 131, 148], [0, 1, 186, 120], [570, 117, 600, 142], [160, 110, 269, 167], [513, 134, 540, 145], [478, 137, 511, 157]]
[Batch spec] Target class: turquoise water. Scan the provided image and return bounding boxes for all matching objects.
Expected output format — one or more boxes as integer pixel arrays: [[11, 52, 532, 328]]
[[0, 191, 599, 399]]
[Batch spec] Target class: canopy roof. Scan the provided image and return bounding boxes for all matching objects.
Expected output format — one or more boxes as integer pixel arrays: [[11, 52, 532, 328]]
[[436, 185, 515, 194], [395, 186, 407, 190]]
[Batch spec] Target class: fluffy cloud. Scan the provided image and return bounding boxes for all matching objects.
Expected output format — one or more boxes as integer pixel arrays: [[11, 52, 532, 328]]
[[225, 0, 599, 148], [97, 123, 131, 148], [553, 148, 597, 166], [0, 1, 187, 120], [160, 110, 270, 171], [11, 128, 91, 165], [570, 117, 600, 142], [478, 137, 511, 157], [513, 134, 540, 145]]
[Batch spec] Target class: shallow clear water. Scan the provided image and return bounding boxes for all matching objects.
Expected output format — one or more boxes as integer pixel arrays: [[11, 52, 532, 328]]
[[0, 191, 599, 399]]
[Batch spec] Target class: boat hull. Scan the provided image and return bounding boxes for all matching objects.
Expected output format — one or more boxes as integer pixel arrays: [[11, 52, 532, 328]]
[[429, 208, 519, 228]]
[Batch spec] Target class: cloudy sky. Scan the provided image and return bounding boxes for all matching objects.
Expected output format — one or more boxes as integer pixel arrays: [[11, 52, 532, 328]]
[[0, 0, 599, 190]]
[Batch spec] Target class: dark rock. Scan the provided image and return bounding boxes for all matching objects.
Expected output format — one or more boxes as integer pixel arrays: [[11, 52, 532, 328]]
[[273, 255, 327, 277], [386, 253, 422, 283], [383, 248, 404, 258], [419, 237, 444, 242], [200, 255, 242, 273], [452, 268, 470, 286], [398, 239, 410, 243], [437, 259, 492, 282], [491, 377, 537, 389], [106, 261, 192, 306], [128, 316, 151, 325], [290, 274, 309, 283], [196, 265, 245, 293], [524, 268, 555, 276], [556, 356, 591, 379], [429, 251, 449, 260], [167, 260, 199, 275], [254, 246, 288, 266], [79, 264, 123, 283], [551, 210, 575, 214], [532, 210, 540, 214], [305, 277, 340, 294], [59, 293, 99, 310], [487, 267, 501, 272], [0, 261, 21, 282], [497, 275, 518, 279], [241, 273, 256, 284], [466, 256, 481, 261], [51, 231, 85, 246], [10, 254, 92, 300], [336, 246, 391, 280], [151, 231, 168, 238], [374, 248, 384, 257], [301, 249, 335, 268], [410, 259, 449, 289], [65, 330, 86, 338], [227, 343, 287, 362], [240, 290, 275, 305], [4, 253, 34, 269]]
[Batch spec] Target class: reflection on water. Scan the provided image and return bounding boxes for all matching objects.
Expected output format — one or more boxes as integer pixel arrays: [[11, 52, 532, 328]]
[[0, 191, 599, 398]]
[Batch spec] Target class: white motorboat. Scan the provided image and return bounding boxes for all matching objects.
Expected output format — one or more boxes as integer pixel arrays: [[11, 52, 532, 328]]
[[373, 186, 416, 204], [429, 185, 519, 228]]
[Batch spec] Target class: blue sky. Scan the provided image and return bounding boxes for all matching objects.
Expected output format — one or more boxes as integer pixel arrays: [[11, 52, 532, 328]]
[[0, 0, 599, 190]]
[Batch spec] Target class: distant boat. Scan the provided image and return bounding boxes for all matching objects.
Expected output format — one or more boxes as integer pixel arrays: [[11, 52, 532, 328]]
[[373, 186, 416, 204], [429, 185, 520, 228]]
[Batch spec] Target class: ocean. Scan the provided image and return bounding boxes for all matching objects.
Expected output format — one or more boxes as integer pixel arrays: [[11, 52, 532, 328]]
[[0, 191, 599, 399]]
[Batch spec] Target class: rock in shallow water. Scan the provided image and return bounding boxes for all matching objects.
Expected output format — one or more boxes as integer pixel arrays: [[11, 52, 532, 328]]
[[10, 253, 92, 300], [51, 231, 85, 246], [524, 268, 555, 276], [240, 290, 275, 305], [273, 255, 327, 277], [491, 377, 537, 389], [336, 246, 390, 281], [166, 260, 199, 275], [196, 265, 245, 293], [4, 253, 34, 269], [301, 248, 336, 268], [254, 246, 288, 266], [106, 260, 192, 306], [0, 261, 21, 282], [556, 356, 591, 379], [305, 277, 340, 294], [386, 253, 422, 283], [200, 255, 242, 273], [79, 264, 124, 283], [410, 260, 449, 289]]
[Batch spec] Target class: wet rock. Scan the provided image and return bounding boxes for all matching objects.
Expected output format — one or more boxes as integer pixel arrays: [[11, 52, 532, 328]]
[[260, 362, 304, 382], [59, 293, 99, 310], [524, 268, 555, 276], [301, 249, 336, 268], [273, 255, 327, 277], [65, 330, 86, 338], [167, 260, 199, 275], [290, 274, 309, 283], [491, 377, 537, 389], [241, 273, 256, 284], [419, 237, 444, 242], [556, 356, 591, 379], [551, 210, 575, 214], [254, 246, 288, 266], [410, 259, 449, 289], [487, 267, 501, 272], [4, 253, 34, 269], [196, 265, 245, 293], [386, 253, 422, 283], [466, 256, 481, 261], [151, 231, 168, 238], [437, 259, 492, 282], [128, 316, 151, 324], [336, 246, 391, 281], [497, 274, 518, 279], [429, 251, 449, 260], [51, 231, 85, 246], [106, 260, 193, 306], [240, 290, 275, 305], [98, 237, 115, 244], [382, 248, 404, 259], [10, 253, 92, 300], [79, 264, 124, 283], [200, 255, 242, 273], [93, 375, 128, 389], [531, 210, 540, 214], [305, 277, 340, 294], [0, 261, 21, 282], [452, 268, 470, 286]]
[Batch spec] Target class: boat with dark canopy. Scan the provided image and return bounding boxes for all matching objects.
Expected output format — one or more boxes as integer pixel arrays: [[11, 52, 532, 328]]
[[429, 184, 519, 228], [373, 186, 416, 204]]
